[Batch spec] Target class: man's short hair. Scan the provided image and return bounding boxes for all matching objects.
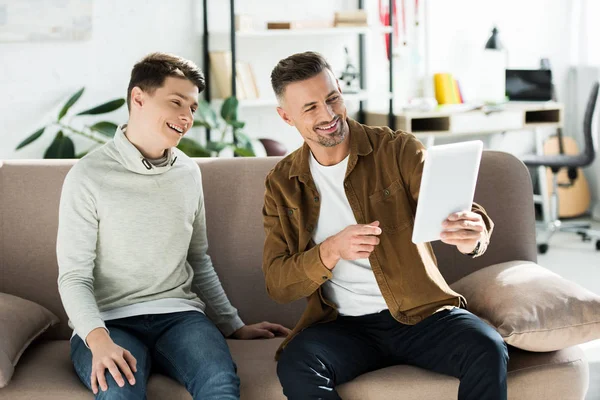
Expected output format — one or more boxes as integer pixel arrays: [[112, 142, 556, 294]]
[[270, 51, 333, 101], [127, 52, 205, 111]]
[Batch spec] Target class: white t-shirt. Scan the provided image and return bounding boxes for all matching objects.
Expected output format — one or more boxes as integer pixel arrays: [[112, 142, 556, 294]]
[[309, 152, 388, 316]]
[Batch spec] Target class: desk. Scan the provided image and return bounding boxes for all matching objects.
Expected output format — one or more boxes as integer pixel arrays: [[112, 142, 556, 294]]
[[366, 102, 565, 226], [366, 102, 563, 145]]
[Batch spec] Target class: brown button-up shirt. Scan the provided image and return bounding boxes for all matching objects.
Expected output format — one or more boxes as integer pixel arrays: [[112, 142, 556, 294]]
[[262, 118, 493, 358]]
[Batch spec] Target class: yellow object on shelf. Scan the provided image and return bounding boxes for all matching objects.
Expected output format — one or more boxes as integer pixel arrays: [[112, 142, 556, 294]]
[[433, 73, 462, 105]]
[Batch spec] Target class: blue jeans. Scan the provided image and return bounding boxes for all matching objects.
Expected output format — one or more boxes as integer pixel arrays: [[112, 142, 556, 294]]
[[70, 311, 240, 400], [278, 308, 508, 400]]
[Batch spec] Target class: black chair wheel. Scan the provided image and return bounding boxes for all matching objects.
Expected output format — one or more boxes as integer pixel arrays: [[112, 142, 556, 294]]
[[538, 244, 549, 254], [596, 240, 600, 251]]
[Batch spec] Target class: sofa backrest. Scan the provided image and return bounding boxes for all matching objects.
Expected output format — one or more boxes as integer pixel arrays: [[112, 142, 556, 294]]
[[0, 151, 536, 340]]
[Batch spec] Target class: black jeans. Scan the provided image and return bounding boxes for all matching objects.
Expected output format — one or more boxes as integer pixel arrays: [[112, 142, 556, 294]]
[[277, 308, 508, 400]]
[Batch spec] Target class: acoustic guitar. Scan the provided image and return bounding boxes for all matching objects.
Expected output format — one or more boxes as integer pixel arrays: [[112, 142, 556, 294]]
[[543, 135, 591, 218], [539, 58, 591, 218]]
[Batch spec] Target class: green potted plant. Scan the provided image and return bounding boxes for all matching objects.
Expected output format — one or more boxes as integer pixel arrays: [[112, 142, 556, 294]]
[[178, 96, 257, 157], [16, 89, 264, 159], [15, 87, 125, 158]]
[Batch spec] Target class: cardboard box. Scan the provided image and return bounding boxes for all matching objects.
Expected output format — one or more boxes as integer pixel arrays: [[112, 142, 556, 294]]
[[334, 10, 368, 23]]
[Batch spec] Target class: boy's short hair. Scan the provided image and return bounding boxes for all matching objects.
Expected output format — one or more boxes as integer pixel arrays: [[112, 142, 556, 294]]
[[127, 52, 205, 111], [270, 51, 333, 101]]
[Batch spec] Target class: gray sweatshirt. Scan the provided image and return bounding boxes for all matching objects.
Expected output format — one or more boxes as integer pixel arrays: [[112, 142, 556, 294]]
[[57, 126, 244, 342]]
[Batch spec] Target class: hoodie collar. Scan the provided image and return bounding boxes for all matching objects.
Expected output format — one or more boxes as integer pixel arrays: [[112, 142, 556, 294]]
[[113, 124, 177, 175]]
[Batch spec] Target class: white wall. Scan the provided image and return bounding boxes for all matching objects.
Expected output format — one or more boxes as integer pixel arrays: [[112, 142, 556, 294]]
[[424, 0, 571, 152], [0, 0, 381, 159], [426, 0, 571, 99], [425, 0, 600, 218], [0, 0, 580, 160], [0, 0, 203, 159]]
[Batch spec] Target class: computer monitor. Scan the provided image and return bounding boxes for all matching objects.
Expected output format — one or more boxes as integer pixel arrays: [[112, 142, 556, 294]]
[[505, 69, 553, 101]]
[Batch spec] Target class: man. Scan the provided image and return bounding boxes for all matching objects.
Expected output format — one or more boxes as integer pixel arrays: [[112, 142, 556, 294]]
[[57, 52, 290, 400], [262, 51, 508, 400]]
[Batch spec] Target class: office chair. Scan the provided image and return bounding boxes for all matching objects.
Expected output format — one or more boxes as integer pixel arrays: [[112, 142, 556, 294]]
[[521, 82, 600, 254]]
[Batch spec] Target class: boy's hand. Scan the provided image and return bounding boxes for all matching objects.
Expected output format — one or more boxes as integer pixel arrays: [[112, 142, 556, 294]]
[[87, 328, 137, 394], [230, 322, 292, 339]]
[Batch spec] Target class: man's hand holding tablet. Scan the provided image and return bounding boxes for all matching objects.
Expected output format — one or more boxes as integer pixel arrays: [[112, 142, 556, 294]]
[[411, 140, 486, 256]]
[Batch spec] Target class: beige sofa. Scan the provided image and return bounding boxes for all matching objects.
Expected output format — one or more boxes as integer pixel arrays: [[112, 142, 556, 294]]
[[0, 151, 589, 399]]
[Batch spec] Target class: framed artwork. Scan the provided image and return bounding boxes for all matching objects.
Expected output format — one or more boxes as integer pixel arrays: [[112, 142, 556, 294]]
[[0, 0, 92, 42]]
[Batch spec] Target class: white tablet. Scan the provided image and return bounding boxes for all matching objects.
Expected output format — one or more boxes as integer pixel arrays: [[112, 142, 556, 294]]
[[411, 140, 483, 244]]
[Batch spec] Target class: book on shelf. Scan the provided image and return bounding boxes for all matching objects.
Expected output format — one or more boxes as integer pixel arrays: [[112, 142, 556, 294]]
[[208, 51, 259, 100], [237, 62, 259, 99], [334, 9, 368, 21], [333, 21, 369, 27], [267, 20, 333, 30], [334, 9, 368, 27], [208, 51, 241, 99], [235, 14, 254, 32]]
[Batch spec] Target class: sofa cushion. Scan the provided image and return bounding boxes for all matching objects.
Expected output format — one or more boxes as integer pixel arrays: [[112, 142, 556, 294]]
[[0, 293, 59, 388], [337, 345, 589, 400], [0, 339, 588, 400], [451, 260, 600, 352], [149, 339, 285, 399]]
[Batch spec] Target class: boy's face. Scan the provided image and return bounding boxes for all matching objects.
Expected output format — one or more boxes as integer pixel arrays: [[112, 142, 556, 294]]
[[130, 76, 199, 150], [276, 69, 348, 149]]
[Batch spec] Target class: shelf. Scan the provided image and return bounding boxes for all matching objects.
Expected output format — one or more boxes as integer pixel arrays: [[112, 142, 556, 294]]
[[202, 2, 396, 137], [211, 26, 393, 38], [210, 91, 393, 108], [344, 92, 393, 102]]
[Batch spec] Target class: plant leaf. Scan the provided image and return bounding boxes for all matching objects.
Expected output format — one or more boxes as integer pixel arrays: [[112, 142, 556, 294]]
[[44, 131, 76, 159], [58, 88, 85, 121], [196, 100, 218, 129], [76, 98, 125, 116], [89, 121, 118, 137], [193, 119, 211, 129], [176, 137, 211, 157], [234, 131, 252, 145], [221, 96, 239, 122], [233, 146, 255, 157], [206, 141, 228, 153], [230, 120, 245, 129], [15, 126, 45, 150]]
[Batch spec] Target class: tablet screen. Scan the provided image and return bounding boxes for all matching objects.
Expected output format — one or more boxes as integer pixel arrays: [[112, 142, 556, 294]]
[[411, 140, 483, 244]]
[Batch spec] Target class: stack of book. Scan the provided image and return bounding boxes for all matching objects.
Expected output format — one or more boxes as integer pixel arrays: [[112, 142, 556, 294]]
[[235, 15, 254, 32], [433, 73, 464, 105], [266, 20, 332, 30], [334, 10, 368, 27], [209, 51, 259, 100]]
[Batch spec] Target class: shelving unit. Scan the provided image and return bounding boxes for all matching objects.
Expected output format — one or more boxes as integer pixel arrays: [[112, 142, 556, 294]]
[[215, 26, 394, 38], [210, 91, 394, 108], [201, 0, 396, 142]]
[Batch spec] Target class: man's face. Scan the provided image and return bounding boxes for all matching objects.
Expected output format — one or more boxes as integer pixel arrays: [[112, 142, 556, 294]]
[[131, 76, 199, 150], [277, 70, 349, 148]]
